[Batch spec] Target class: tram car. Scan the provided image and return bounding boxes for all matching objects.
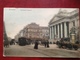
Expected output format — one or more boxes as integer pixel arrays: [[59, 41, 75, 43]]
[[56, 38, 80, 50], [18, 37, 32, 46], [18, 37, 27, 46]]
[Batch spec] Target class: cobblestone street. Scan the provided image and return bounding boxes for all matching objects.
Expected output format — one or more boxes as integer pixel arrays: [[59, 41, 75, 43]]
[[3, 44, 80, 58]]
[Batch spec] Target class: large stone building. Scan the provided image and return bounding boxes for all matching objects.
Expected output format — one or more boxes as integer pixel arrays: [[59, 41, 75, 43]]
[[41, 27, 49, 40], [15, 23, 49, 41], [25, 23, 42, 40], [49, 9, 79, 43]]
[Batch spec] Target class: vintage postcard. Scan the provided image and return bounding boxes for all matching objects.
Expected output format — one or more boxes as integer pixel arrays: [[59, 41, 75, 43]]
[[3, 8, 80, 58]]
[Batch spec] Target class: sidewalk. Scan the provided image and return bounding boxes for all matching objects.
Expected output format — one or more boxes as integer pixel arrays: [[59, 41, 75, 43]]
[[30, 44, 80, 52], [3, 44, 80, 58]]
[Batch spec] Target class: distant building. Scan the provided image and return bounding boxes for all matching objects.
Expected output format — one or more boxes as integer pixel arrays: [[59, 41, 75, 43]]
[[49, 9, 79, 43], [26, 23, 41, 40], [15, 23, 49, 41], [41, 27, 49, 40], [15, 30, 24, 41], [14, 34, 19, 41]]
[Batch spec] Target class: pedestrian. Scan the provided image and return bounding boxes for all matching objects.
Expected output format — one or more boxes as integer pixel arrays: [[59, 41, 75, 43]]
[[44, 41, 47, 48], [46, 40, 49, 48], [34, 40, 39, 49]]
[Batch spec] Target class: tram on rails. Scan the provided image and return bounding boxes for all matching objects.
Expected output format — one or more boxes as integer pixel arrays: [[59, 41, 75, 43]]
[[18, 37, 31, 46]]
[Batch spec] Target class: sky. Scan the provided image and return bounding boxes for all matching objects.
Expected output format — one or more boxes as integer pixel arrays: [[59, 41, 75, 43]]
[[4, 8, 77, 38]]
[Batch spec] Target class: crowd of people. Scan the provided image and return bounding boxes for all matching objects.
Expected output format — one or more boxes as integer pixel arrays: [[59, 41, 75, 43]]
[[4, 39, 15, 47], [4, 38, 50, 50], [34, 40, 49, 49]]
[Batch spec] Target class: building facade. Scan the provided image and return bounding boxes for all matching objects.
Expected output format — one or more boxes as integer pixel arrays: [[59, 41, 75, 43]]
[[49, 9, 79, 43], [26, 23, 42, 40], [15, 23, 49, 41], [41, 27, 49, 40]]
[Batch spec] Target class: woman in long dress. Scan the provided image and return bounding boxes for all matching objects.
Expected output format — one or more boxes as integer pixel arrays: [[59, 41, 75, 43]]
[[34, 40, 39, 49]]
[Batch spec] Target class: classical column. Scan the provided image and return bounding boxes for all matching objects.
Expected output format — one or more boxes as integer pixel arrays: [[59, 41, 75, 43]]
[[49, 27, 51, 39], [56, 25, 58, 35], [75, 19, 79, 27], [69, 21, 73, 34], [58, 24, 59, 38], [61, 23, 63, 38], [51, 26, 53, 39], [52, 26, 54, 39], [64, 22, 67, 38], [53, 26, 55, 39], [59, 24, 61, 38], [55, 25, 56, 39], [66, 22, 69, 37]]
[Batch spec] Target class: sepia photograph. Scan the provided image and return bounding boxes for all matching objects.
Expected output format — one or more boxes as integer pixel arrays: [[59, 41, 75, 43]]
[[3, 8, 80, 58]]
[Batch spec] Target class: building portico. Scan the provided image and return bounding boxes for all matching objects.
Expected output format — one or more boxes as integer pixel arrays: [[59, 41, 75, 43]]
[[49, 9, 79, 43]]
